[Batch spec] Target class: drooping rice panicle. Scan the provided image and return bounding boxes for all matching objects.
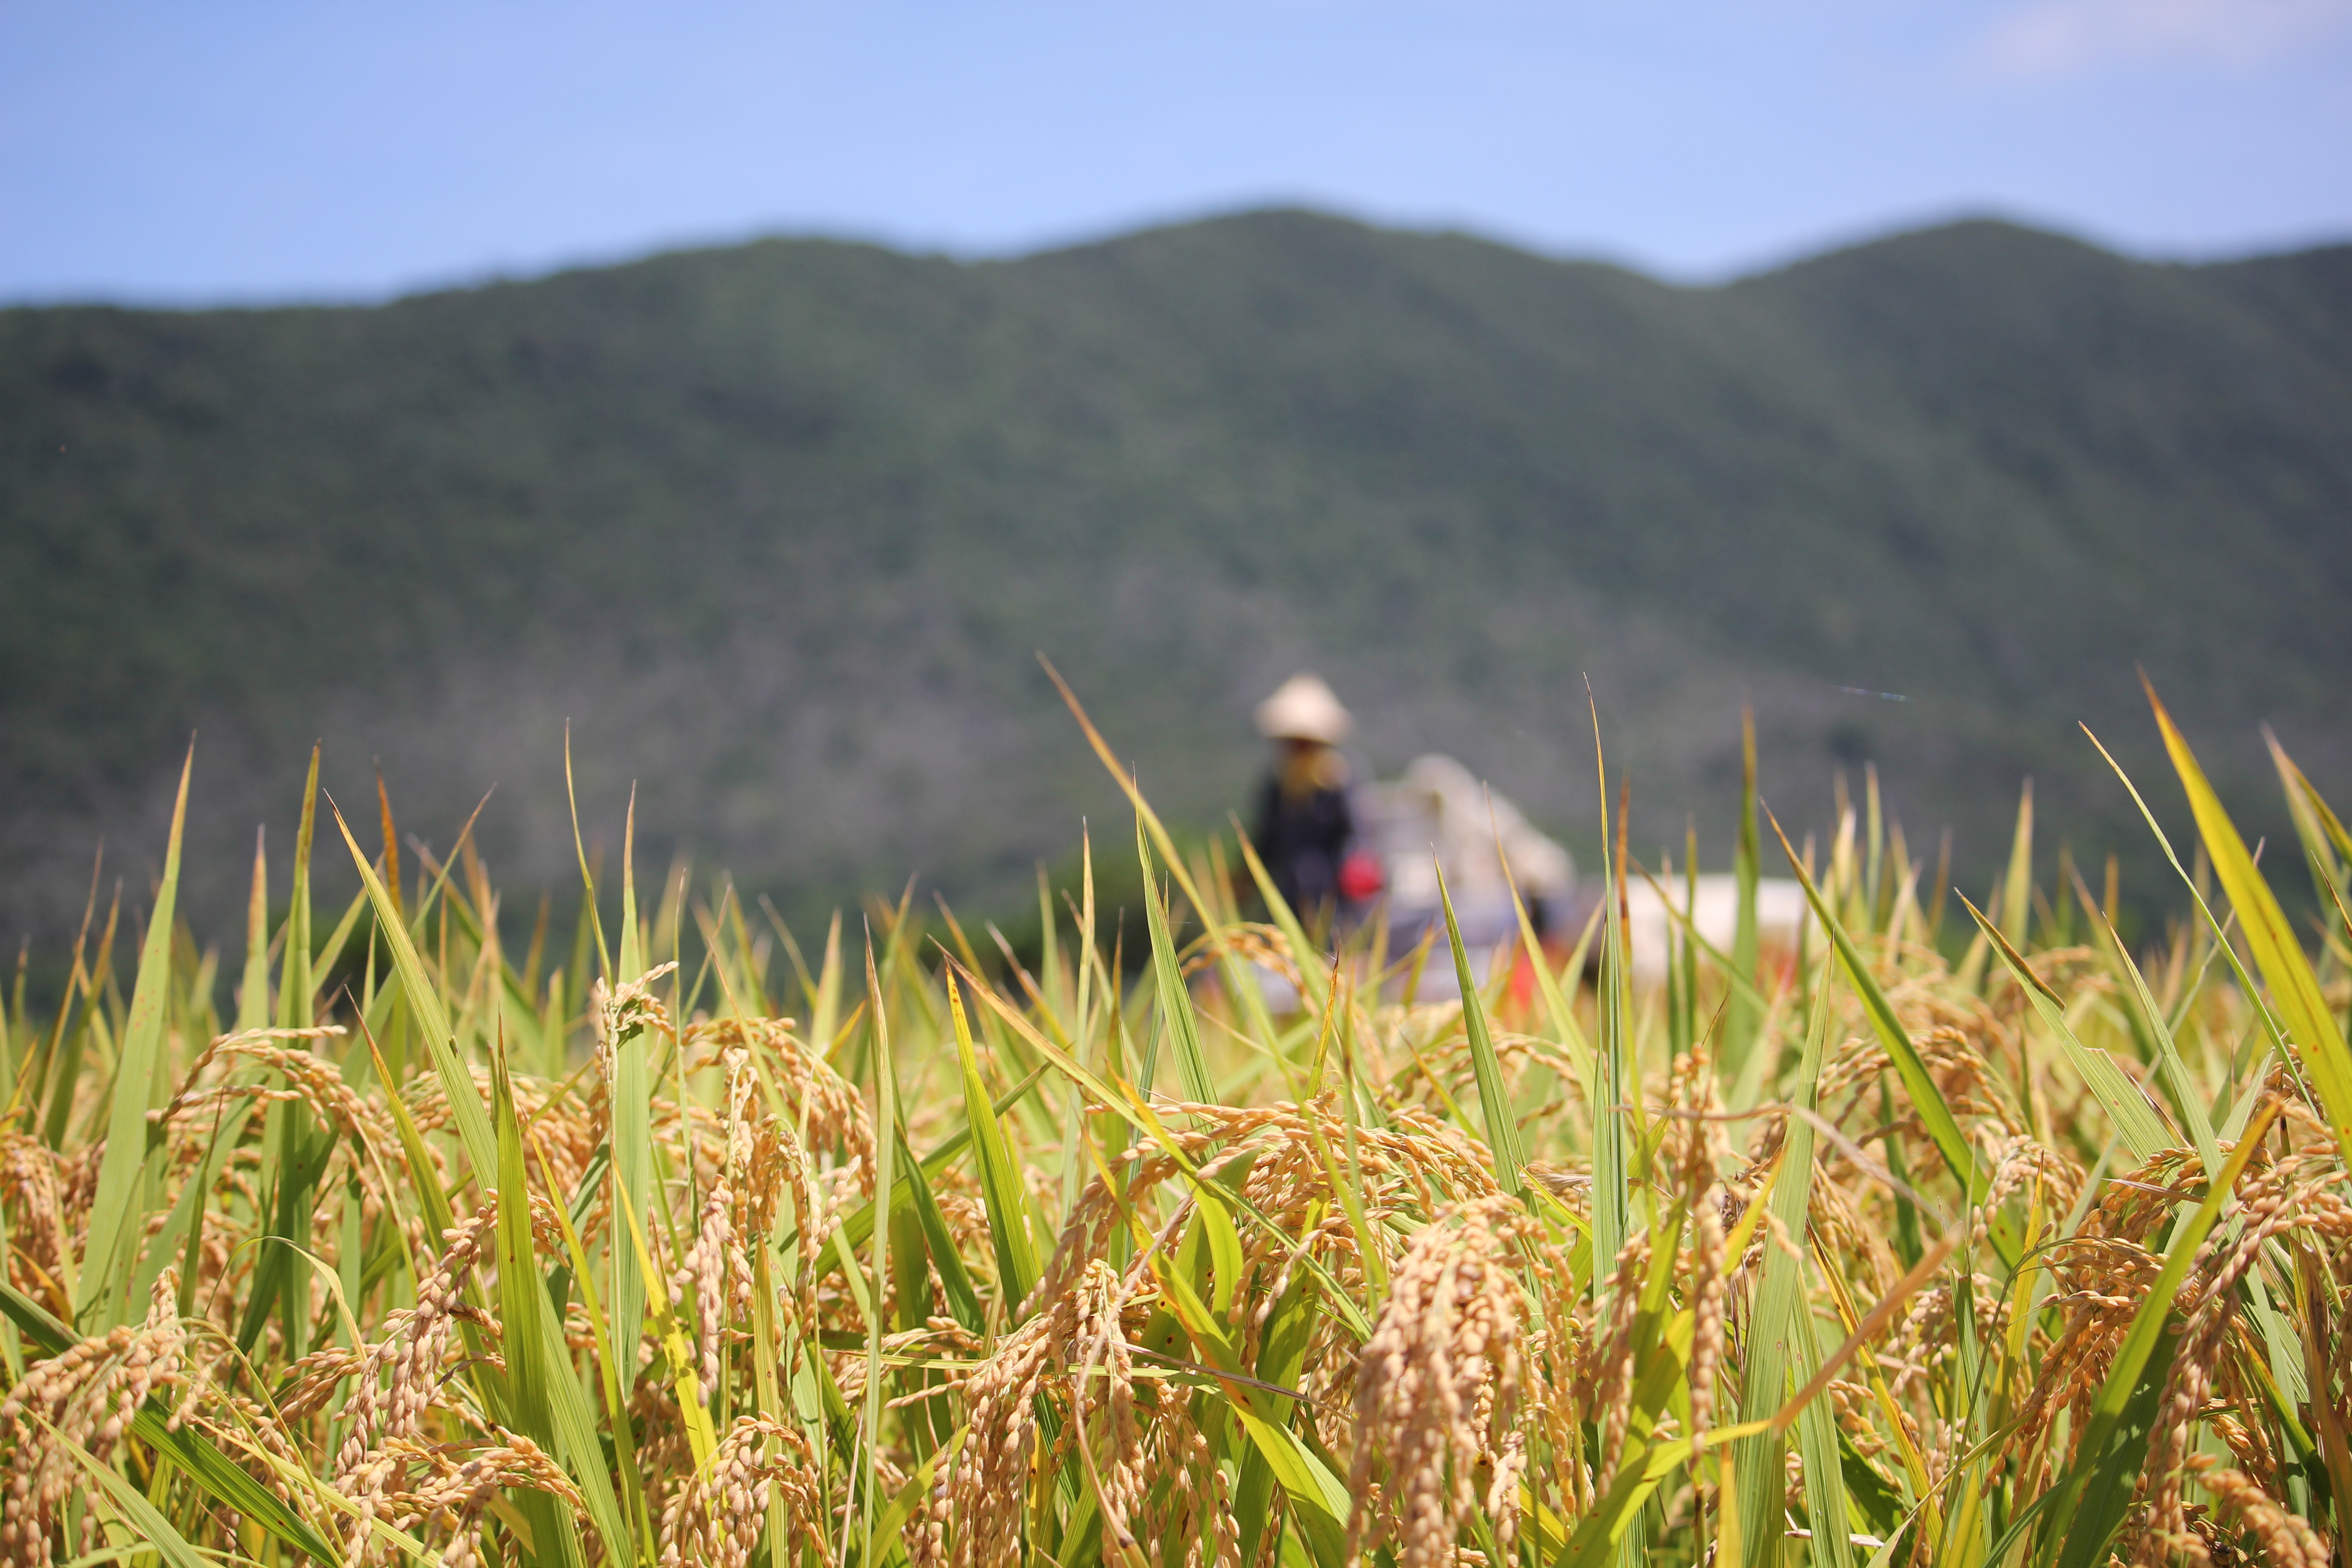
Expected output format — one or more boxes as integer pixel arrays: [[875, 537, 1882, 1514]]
[[0, 692, 2345, 1566]]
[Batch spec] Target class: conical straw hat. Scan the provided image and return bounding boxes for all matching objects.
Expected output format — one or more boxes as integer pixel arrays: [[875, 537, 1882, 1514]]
[[1254, 673, 1351, 744]]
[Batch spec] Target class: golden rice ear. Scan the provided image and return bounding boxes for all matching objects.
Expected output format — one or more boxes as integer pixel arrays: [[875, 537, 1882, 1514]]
[[7, 717, 2345, 1568], [1345, 1196, 1530, 1568]]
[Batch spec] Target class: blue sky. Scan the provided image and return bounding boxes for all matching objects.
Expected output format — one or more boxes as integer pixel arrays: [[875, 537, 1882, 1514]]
[[4, 0, 2348, 303]]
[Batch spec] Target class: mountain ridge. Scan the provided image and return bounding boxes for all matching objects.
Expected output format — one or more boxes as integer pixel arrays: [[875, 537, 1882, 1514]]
[[4, 208, 2347, 943]]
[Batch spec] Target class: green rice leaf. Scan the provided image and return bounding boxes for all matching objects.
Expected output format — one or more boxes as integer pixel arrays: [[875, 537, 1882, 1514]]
[[619, 1161, 719, 1466], [1793, 1286, 1858, 1568], [2145, 682, 2352, 1162], [1588, 696, 1631, 1303], [1726, 707, 1764, 1070], [2073, 878, 2220, 1171], [78, 742, 191, 1326], [1230, 1404, 1350, 1568], [1147, 1244, 1346, 1565], [1188, 1180, 1245, 1315], [1139, 816, 1215, 1104], [945, 968, 1038, 1316], [609, 794, 655, 1401], [0, 1278, 340, 1563], [867, 1427, 968, 1563], [2082, 722, 2303, 1110], [491, 1036, 596, 1568], [156, 1095, 255, 1323], [2044, 1096, 2282, 1568], [264, 752, 324, 1364], [1998, 779, 2034, 948], [1508, 866, 1597, 1077], [899, 1127, 985, 1336], [1042, 656, 1220, 933], [860, 935, 897, 1565], [529, 1123, 654, 1559], [304, 884, 370, 1021], [329, 799, 497, 1182], [1435, 860, 1524, 1197], [1561, 1419, 1774, 1568], [1961, 892, 2173, 1161], [1735, 976, 1838, 1568], [1233, 825, 1330, 1020], [1631, 860, 1773, 1025], [1766, 808, 1985, 1216], [799, 1060, 1050, 1287], [39, 1411, 211, 1568], [234, 828, 270, 1034]]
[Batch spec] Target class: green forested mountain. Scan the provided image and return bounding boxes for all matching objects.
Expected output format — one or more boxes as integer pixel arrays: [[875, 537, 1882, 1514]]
[[4, 211, 2348, 941]]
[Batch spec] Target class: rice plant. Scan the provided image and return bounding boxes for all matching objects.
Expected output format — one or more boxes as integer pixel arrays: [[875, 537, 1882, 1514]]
[[2, 680, 2348, 1568]]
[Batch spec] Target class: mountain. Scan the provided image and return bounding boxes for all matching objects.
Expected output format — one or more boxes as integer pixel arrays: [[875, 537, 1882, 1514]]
[[4, 211, 2348, 945]]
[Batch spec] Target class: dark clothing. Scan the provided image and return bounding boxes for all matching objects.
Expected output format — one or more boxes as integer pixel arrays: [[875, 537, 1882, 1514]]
[[1254, 773, 1354, 915]]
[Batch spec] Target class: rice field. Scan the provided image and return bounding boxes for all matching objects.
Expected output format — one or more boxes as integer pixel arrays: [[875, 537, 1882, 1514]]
[[2, 679, 2349, 1568]]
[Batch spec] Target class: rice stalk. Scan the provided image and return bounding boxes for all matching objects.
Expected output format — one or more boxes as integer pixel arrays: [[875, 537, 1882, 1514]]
[[0, 693, 2346, 1567]]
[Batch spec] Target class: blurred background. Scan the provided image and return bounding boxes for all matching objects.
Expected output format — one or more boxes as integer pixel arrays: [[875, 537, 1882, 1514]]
[[3, 0, 2349, 955]]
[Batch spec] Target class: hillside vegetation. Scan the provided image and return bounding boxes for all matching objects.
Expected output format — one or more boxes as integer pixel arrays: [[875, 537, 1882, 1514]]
[[3, 211, 2348, 937]]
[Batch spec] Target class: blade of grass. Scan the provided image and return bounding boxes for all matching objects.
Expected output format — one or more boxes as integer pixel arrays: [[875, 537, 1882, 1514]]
[[304, 885, 370, 1022], [1147, 1247, 1349, 1565], [1507, 865, 1599, 1078], [2068, 869, 2218, 1165], [160, 1092, 257, 1323], [28, 860, 100, 1153], [2269, 731, 2352, 871], [1563, 1416, 1776, 1568], [1791, 1289, 1856, 1568], [1631, 859, 1774, 1024], [232, 1120, 337, 1360], [279, 745, 318, 1039], [867, 1428, 970, 1565], [39, 888, 111, 1158], [563, 723, 612, 984]]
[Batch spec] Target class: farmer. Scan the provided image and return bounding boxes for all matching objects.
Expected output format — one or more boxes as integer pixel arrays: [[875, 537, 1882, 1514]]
[[1250, 672, 1379, 918]]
